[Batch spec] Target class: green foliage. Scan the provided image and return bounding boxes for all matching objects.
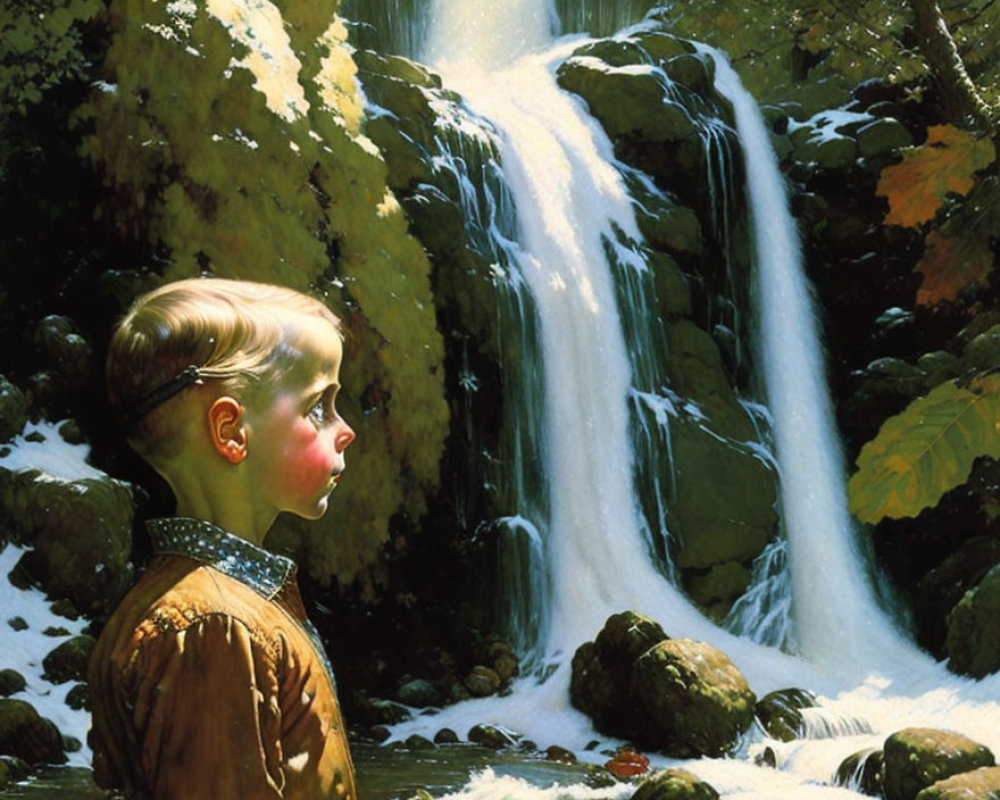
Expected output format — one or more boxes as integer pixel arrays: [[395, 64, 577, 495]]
[[847, 373, 1000, 524], [79, 0, 448, 585], [651, 0, 998, 117], [0, 0, 101, 115]]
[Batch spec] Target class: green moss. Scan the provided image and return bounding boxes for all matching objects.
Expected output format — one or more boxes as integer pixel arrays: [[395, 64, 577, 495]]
[[81, 0, 448, 585]]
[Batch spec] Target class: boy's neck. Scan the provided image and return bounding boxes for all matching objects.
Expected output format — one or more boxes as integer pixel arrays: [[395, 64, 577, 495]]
[[172, 499, 274, 547]]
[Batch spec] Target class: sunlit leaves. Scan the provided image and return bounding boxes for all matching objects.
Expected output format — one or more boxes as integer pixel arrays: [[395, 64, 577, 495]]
[[848, 373, 1000, 524], [877, 125, 995, 227]]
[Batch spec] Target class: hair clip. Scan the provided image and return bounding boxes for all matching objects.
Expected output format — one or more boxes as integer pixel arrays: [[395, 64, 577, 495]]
[[127, 365, 204, 425]]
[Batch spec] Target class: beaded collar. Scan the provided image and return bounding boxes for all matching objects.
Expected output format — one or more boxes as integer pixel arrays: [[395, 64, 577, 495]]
[[147, 517, 295, 600]]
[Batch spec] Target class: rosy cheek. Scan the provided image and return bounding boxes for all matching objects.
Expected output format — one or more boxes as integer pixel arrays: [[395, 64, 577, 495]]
[[283, 426, 335, 496]]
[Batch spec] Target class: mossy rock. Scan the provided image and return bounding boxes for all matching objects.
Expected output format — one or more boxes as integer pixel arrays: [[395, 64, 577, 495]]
[[570, 611, 668, 740], [0, 699, 66, 765], [0, 469, 134, 615], [634, 639, 755, 757], [916, 765, 1000, 800], [945, 564, 1000, 678], [648, 252, 692, 318], [835, 748, 885, 796], [0, 377, 27, 443], [624, 172, 702, 258], [568, 38, 649, 68], [684, 560, 752, 610], [632, 30, 695, 63], [42, 635, 96, 685], [857, 118, 913, 157], [352, 49, 442, 90], [631, 768, 719, 800], [883, 728, 995, 800], [0, 670, 26, 698], [661, 53, 715, 99], [754, 688, 816, 742], [557, 57, 698, 144]]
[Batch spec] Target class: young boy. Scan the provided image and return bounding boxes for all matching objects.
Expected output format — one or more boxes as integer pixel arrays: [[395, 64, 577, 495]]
[[88, 277, 358, 800]]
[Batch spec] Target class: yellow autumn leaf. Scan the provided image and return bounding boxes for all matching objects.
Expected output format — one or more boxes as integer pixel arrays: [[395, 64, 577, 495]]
[[848, 373, 1000, 524]]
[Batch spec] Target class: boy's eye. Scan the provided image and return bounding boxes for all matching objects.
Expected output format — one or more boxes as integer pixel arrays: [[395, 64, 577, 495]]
[[308, 397, 328, 425]]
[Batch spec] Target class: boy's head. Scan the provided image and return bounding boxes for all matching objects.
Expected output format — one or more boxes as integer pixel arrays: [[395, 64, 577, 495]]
[[108, 277, 344, 468]]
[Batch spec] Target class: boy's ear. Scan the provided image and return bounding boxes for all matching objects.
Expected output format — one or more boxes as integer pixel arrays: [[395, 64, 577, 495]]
[[208, 396, 248, 464]]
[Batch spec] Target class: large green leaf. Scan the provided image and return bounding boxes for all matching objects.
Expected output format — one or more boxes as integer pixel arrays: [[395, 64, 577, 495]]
[[848, 373, 1000, 524]]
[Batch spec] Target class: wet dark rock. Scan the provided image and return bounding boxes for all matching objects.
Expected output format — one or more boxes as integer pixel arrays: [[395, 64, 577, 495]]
[[0, 758, 6, 790], [433, 727, 459, 745], [661, 52, 715, 98], [685, 561, 752, 613], [625, 173, 703, 258], [0, 670, 26, 698], [362, 725, 391, 744], [648, 252, 692, 318], [571, 612, 753, 757], [403, 734, 434, 750], [754, 688, 817, 742], [48, 598, 80, 621], [7, 617, 27, 632], [836, 748, 885, 796], [883, 728, 995, 800], [65, 682, 89, 711], [630, 768, 720, 800], [754, 746, 776, 768], [557, 56, 698, 144], [916, 536, 1000, 655], [945, 564, 1000, 678], [0, 754, 31, 782], [396, 677, 441, 708], [43, 626, 71, 637], [790, 125, 858, 170], [486, 641, 519, 683], [632, 31, 694, 63], [467, 723, 519, 749], [351, 693, 412, 726], [569, 38, 648, 68], [634, 639, 755, 757], [43, 634, 96, 684], [32, 315, 93, 388], [462, 665, 501, 697], [62, 735, 81, 753], [856, 118, 913, 157], [545, 744, 577, 764], [0, 468, 134, 615], [0, 698, 66, 765], [0, 376, 27, 443], [916, 765, 1000, 800], [570, 610, 668, 738]]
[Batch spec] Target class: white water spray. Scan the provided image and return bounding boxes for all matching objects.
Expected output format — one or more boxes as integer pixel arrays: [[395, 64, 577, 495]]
[[701, 48, 925, 677], [388, 7, 1000, 798]]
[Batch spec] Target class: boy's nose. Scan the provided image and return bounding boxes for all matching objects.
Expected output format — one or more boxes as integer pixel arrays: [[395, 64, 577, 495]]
[[335, 423, 355, 453]]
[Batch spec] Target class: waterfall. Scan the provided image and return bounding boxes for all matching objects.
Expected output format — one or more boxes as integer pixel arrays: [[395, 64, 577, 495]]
[[386, 7, 1000, 797], [700, 48, 925, 676]]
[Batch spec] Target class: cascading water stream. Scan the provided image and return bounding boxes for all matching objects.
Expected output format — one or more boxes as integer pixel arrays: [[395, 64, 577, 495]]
[[388, 5, 1000, 798], [700, 48, 927, 679]]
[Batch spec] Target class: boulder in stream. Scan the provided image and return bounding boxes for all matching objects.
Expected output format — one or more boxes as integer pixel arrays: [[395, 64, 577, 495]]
[[630, 768, 719, 800], [754, 687, 817, 742], [883, 728, 995, 800], [0, 699, 66, 765], [915, 765, 1000, 800], [571, 612, 754, 757]]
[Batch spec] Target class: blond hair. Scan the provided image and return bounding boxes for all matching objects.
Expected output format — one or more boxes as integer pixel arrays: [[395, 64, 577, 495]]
[[108, 277, 341, 461]]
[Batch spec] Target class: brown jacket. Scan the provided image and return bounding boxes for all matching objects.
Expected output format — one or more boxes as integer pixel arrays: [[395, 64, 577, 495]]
[[88, 518, 357, 800]]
